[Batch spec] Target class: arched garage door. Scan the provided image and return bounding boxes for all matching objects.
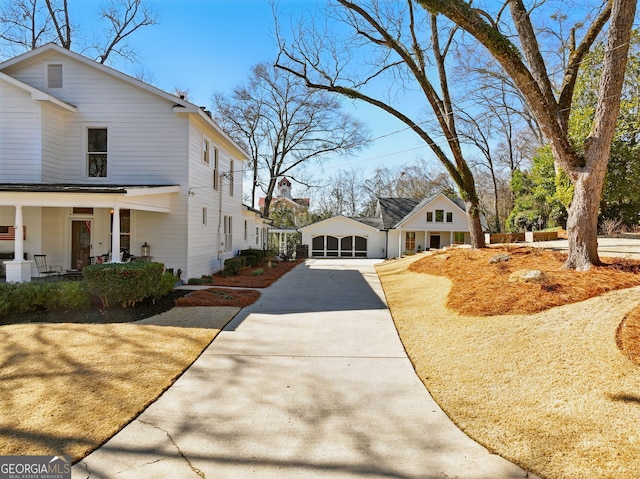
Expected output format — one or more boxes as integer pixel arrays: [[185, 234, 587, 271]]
[[311, 235, 367, 257]]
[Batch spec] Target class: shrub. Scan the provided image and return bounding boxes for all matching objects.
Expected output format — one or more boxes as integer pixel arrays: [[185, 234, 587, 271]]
[[155, 271, 179, 299], [83, 261, 165, 308], [223, 256, 245, 276], [0, 281, 90, 317], [252, 268, 264, 276], [240, 248, 265, 267], [188, 274, 214, 285]]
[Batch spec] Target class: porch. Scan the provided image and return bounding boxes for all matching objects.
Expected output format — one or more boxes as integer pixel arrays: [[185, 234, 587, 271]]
[[0, 184, 178, 282]]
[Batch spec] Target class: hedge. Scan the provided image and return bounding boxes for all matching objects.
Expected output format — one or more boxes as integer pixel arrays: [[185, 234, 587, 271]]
[[0, 281, 90, 317], [223, 256, 245, 276], [83, 261, 169, 308]]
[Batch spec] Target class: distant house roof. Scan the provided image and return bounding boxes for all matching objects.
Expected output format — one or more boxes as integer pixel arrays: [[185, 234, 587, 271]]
[[377, 198, 421, 229]]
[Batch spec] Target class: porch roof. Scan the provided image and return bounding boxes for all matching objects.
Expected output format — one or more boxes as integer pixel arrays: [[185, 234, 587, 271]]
[[0, 183, 180, 213]]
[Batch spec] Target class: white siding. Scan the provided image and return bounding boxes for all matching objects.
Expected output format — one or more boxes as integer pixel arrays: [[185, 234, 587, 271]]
[[6, 53, 189, 185], [41, 103, 65, 182], [0, 79, 41, 182], [300, 216, 386, 259]]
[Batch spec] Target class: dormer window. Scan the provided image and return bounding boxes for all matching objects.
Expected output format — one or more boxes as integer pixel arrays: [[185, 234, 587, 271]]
[[47, 64, 63, 88]]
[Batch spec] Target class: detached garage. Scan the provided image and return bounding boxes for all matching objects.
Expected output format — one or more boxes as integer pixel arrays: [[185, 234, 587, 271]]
[[299, 215, 387, 259], [298, 194, 472, 259]]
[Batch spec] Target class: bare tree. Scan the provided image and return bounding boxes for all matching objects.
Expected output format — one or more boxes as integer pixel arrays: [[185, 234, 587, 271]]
[[419, 0, 636, 270], [213, 63, 369, 217], [276, 0, 487, 247], [0, 0, 52, 51], [0, 0, 157, 64]]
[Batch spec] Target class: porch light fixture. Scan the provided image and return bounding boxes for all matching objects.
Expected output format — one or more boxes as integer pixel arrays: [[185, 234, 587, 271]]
[[141, 242, 151, 258]]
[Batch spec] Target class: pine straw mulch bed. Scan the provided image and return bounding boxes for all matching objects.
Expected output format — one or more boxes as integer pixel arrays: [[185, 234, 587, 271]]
[[410, 246, 640, 316], [176, 259, 303, 307], [203, 259, 304, 288], [377, 246, 640, 479], [176, 288, 261, 308]]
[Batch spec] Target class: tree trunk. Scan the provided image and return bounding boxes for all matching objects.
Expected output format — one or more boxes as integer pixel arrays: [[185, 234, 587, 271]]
[[464, 198, 486, 249], [564, 172, 603, 270]]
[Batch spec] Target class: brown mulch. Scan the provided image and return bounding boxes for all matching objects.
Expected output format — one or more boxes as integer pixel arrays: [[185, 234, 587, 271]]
[[176, 259, 303, 307], [176, 288, 261, 308], [409, 246, 640, 316], [206, 259, 303, 288], [408, 246, 640, 368]]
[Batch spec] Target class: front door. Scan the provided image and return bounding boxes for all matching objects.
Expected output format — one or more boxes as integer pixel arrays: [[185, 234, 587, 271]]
[[71, 220, 91, 268], [429, 234, 441, 249]]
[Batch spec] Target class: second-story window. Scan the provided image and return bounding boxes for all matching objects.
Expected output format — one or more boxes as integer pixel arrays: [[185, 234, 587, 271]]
[[203, 138, 210, 165], [213, 147, 219, 190], [435, 209, 444, 222], [87, 128, 108, 178]]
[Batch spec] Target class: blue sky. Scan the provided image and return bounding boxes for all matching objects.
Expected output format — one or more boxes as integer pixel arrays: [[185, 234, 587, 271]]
[[75, 0, 434, 198]]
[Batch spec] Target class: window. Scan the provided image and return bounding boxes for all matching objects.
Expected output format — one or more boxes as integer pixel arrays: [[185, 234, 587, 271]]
[[229, 159, 234, 196], [47, 64, 62, 88], [454, 232, 465, 244], [426, 211, 433, 222], [224, 216, 232, 251], [405, 232, 416, 252], [255, 227, 259, 245], [87, 128, 108, 177], [110, 209, 131, 253], [203, 138, 210, 165], [446, 212, 453, 223], [202, 207, 208, 225], [244, 220, 248, 240], [213, 147, 219, 190], [72, 208, 93, 215], [435, 209, 444, 222]]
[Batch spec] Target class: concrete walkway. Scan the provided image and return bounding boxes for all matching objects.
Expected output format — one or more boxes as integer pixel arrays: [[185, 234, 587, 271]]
[[73, 259, 534, 479]]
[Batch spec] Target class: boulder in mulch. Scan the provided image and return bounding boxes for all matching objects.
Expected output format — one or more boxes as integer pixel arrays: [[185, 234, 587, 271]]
[[508, 269, 546, 283], [489, 254, 511, 264]]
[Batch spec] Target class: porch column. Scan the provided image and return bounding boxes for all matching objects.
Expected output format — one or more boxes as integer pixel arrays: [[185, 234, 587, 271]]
[[450, 231, 454, 245], [398, 229, 402, 257], [4, 205, 33, 282], [14, 205, 24, 261], [111, 206, 121, 262]]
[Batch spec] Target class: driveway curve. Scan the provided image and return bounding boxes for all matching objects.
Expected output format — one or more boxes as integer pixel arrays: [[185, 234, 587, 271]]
[[74, 259, 536, 479]]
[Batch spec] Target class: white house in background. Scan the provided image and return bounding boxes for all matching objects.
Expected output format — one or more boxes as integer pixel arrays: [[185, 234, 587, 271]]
[[299, 193, 470, 258], [0, 43, 268, 282]]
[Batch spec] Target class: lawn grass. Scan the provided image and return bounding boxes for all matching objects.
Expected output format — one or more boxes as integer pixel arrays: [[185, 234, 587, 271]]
[[377, 246, 640, 479]]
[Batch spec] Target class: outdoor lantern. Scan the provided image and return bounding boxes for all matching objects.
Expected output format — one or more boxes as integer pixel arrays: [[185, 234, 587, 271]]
[[141, 242, 150, 257]]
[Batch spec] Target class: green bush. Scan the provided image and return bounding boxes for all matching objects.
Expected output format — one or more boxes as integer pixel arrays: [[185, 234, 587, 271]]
[[240, 248, 265, 267], [83, 261, 165, 308], [187, 274, 214, 285], [223, 256, 245, 276], [252, 268, 264, 276], [0, 281, 90, 317]]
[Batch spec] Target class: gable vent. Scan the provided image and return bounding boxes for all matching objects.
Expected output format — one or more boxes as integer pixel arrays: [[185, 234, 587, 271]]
[[47, 64, 63, 88]]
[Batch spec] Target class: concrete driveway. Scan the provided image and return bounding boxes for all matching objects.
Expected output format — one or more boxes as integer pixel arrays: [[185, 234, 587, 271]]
[[538, 236, 640, 259], [73, 259, 534, 479]]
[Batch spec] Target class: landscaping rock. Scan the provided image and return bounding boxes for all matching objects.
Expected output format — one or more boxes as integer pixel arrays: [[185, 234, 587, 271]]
[[489, 254, 511, 264], [508, 269, 546, 283], [434, 253, 450, 261]]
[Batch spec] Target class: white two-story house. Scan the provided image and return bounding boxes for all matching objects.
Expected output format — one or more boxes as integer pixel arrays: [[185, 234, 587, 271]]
[[0, 43, 268, 282]]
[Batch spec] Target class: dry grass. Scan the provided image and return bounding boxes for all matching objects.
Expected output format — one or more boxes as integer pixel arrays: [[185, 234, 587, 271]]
[[0, 312, 233, 462], [377, 249, 640, 479]]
